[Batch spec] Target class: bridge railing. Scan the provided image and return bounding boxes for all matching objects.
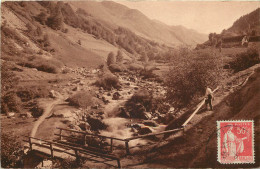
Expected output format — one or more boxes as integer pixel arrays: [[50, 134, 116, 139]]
[[24, 135, 121, 168]]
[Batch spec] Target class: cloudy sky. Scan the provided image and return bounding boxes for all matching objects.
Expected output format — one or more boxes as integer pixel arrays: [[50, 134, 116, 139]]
[[118, 1, 260, 34]]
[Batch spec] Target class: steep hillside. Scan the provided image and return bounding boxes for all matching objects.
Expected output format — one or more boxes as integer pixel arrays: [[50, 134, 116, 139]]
[[69, 1, 207, 47], [142, 67, 260, 168], [222, 8, 260, 37]]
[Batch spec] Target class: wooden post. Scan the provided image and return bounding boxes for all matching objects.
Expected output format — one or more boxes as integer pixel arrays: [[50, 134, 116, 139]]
[[117, 159, 121, 168], [110, 138, 113, 152], [50, 143, 54, 159], [29, 137, 32, 150], [75, 150, 80, 163], [59, 129, 62, 141], [125, 141, 130, 155]]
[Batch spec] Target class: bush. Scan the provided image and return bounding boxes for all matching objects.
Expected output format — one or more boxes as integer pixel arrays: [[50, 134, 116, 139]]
[[1, 133, 23, 168], [31, 105, 44, 118], [46, 8, 63, 30], [116, 50, 123, 63], [165, 47, 224, 108], [18, 57, 63, 73], [107, 52, 115, 66], [230, 48, 259, 72], [108, 63, 126, 72], [16, 86, 50, 102], [1, 92, 23, 114], [35, 11, 47, 25], [67, 91, 94, 108], [127, 63, 144, 71], [94, 73, 120, 90]]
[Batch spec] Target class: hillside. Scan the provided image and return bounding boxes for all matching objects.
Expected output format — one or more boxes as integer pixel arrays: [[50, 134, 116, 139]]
[[223, 8, 260, 37], [69, 1, 207, 47], [135, 66, 260, 168]]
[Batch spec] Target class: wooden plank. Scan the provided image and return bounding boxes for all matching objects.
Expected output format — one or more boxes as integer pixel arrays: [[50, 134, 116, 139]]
[[126, 128, 184, 141], [24, 136, 119, 160], [182, 87, 219, 127], [56, 127, 126, 141]]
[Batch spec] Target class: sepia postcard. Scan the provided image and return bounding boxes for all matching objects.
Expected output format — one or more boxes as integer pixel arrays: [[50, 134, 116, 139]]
[[1, 0, 259, 168]]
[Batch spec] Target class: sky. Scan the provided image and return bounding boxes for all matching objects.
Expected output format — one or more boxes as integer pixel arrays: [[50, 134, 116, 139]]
[[117, 1, 260, 34]]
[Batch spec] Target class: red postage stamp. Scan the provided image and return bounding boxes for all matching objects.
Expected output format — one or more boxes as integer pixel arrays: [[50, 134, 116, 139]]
[[217, 120, 254, 164]]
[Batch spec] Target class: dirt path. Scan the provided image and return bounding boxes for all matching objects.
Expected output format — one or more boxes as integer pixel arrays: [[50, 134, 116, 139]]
[[30, 98, 62, 137]]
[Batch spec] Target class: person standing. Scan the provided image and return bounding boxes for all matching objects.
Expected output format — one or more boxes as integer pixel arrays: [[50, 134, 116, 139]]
[[205, 86, 213, 111]]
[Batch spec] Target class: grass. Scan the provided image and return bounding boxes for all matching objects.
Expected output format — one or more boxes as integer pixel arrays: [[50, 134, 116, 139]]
[[18, 56, 63, 73]]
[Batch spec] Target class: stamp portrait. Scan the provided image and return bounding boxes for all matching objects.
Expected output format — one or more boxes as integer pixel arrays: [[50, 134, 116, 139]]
[[217, 120, 254, 164]]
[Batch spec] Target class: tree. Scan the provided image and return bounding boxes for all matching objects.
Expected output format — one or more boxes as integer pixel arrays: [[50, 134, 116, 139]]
[[107, 52, 115, 66], [116, 50, 123, 63], [36, 12, 47, 25], [46, 4, 63, 30], [140, 52, 148, 62], [165, 47, 224, 109]]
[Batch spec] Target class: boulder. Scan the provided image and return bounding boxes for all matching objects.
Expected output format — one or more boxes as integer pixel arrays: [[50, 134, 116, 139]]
[[143, 112, 152, 120], [49, 90, 60, 98], [87, 116, 107, 131], [19, 112, 32, 118], [78, 122, 91, 131], [113, 92, 121, 100], [7, 112, 15, 118], [138, 127, 152, 135], [69, 124, 82, 131], [53, 109, 72, 118], [72, 86, 78, 91], [130, 103, 147, 119], [118, 107, 130, 118], [143, 120, 159, 127]]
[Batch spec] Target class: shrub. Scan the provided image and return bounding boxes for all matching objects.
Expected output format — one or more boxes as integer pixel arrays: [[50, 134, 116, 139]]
[[30, 105, 44, 118], [108, 63, 126, 72], [229, 48, 259, 72], [1, 92, 23, 114], [46, 8, 63, 30], [18, 57, 63, 73], [127, 63, 144, 71], [67, 91, 94, 108], [35, 11, 47, 25], [94, 73, 120, 90], [1, 133, 23, 168], [116, 50, 123, 63], [165, 47, 224, 109], [107, 52, 115, 66], [16, 86, 50, 102]]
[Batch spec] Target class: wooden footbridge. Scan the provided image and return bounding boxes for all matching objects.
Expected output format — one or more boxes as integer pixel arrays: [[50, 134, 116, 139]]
[[24, 88, 219, 168]]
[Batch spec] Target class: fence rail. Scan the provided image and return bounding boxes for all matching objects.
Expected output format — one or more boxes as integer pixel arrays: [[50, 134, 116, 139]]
[[23, 136, 121, 168]]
